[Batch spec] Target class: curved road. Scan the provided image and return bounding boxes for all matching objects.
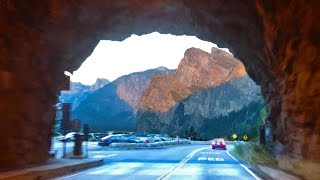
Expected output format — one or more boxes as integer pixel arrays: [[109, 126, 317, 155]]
[[54, 144, 260, 180]]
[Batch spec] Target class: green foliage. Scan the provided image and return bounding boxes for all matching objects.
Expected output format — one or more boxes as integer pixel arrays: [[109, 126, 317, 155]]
[[257, 106, 267, 126], [232, 142, 277, 167], [200, 100, 264, 140], [185, 126, 198, 140]]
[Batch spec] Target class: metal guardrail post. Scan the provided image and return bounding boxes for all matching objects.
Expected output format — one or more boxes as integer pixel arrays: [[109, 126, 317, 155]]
[[73, 133, 83, 156], [260, 126, 266, 144]]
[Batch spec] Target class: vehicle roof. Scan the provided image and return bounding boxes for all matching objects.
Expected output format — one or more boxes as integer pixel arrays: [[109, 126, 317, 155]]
[[101, 134, 125, 139], [213, 138, 225, 140]]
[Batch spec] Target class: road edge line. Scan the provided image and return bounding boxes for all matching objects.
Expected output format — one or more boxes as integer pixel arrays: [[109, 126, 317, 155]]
[[54, 164, 110, 180], [53, 154, 116, 180], [157, 147, 209, 180], [226, 150, 261, 180]]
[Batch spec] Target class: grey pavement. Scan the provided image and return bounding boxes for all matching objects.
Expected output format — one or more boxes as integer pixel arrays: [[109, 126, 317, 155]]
[[54, 144, 261, 180], [0, 159, 103, 180]]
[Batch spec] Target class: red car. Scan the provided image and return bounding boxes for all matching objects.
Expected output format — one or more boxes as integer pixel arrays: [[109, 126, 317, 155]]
[[211, 138, 227, 150]]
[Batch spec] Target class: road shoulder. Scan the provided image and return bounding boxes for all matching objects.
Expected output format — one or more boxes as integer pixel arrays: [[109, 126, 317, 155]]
[[0, 158, 103, 180]]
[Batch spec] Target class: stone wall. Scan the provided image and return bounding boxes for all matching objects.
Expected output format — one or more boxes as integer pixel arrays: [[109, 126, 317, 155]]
[[0, 0, 319, 167]]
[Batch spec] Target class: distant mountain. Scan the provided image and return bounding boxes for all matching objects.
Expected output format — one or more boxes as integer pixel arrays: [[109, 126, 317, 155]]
[[66, 82, 91, 94], [90, 78, 110, 91], [136, 47, 264, 139], [73, 67, 173, 131], [67, 47, 264, 139], [59, 78, 109, 110]]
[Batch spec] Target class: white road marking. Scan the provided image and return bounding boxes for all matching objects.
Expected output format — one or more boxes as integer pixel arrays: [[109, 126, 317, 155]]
[[54, 154, 117, 180], [54, 165, 110, 180], [215, 158, 224, 161], [226, 150, 261, 180], [207, 157, 225, 161], [200, 152, 220, 155], [157, 147, 210, 180], [92, 154, 117, 158], [198, 157, 207, 161]]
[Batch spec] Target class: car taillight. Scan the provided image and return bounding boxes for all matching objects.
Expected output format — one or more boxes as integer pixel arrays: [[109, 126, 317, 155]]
[[221, 141, 226, 145]]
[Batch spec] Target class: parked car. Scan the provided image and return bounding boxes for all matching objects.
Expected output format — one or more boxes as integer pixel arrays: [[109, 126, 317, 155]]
[[98, 134, 127, 146], [59, 132, 76, 142], [211, 138, 227, 150], [126, 136, 146, 143], [154, 134, 173, 141], [59, 132, 84, 142], [88, 133, 108, 141], [53, 132, 64, 141], [133, 134, 160, 143]]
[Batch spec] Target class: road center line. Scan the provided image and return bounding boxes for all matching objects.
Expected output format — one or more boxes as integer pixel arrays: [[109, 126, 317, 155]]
[[226, 151, 261, 180], [157, 147, 210, 180]]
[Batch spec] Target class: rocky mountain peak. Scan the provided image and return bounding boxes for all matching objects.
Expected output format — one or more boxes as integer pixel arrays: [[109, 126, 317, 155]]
[[90, 78, 110, 91], [155, 66, 170, 71], [139, 47, 247, 112], [61, 82, 90, 94]]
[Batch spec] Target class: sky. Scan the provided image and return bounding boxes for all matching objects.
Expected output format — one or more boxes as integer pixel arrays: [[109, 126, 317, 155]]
[[69, 32, 228, 85]]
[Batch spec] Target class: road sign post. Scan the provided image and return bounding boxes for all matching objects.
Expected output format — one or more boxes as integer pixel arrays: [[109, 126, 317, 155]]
[[83, 124, 89, 158], [72, 119, 81, 132], [62, 137, 67, 158], [260, 126, 266, 144], [61, 103, 71, 158], [73, 134, 82, 156], [61, 103, 71, 131]]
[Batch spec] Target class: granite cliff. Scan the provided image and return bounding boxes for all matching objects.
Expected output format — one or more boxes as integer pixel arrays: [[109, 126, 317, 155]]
[[139, 47, 246, 112], [136, 48, 263, 139], [59, 78, 109, 110], [73, 67, 172, 131]]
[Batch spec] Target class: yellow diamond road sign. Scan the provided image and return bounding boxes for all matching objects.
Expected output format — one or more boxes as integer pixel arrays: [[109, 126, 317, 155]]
[[232, 134, 237, 139], [243, 135, 248, 141]]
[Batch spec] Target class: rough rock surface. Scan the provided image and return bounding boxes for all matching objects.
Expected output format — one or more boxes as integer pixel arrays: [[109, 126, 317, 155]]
[[0, 1, 319, 168], [73, 67, 172, 131], [90, 78, 110, 91], [137, 48, 262, 138], [140, 47, 246, 112], [137, 75, 264, 139]]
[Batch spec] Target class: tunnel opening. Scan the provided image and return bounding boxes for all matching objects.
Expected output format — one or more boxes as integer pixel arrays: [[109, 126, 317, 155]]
[[52, 32, 267, 152], [0, 1, 319, 179]]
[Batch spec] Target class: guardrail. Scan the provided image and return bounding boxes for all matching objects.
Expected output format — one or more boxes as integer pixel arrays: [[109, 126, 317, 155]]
[[190, 140, 236, 145], [109, 139, 191, 148]]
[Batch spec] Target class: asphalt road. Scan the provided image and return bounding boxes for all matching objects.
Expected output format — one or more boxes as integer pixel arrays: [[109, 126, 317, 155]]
[[51, 141, 98, 158], [53, 143, 260, 180]]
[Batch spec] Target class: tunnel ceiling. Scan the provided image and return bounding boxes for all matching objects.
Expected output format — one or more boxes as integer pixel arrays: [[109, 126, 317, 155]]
[[0, 0, 319, 167]]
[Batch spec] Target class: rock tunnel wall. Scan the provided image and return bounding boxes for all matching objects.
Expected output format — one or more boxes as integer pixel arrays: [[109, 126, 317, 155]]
[[0, 0, 319, 167]]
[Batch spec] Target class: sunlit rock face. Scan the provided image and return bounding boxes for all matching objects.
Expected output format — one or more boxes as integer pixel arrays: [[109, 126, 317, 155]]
[[0, 1, 319, 167], [139, 47, 246, 112], [136, 48, 263, 138], [73, 67, 172, 131]]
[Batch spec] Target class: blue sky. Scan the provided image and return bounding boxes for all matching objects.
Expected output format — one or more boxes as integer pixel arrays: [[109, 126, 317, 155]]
[[69, 32, 228, 85]]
